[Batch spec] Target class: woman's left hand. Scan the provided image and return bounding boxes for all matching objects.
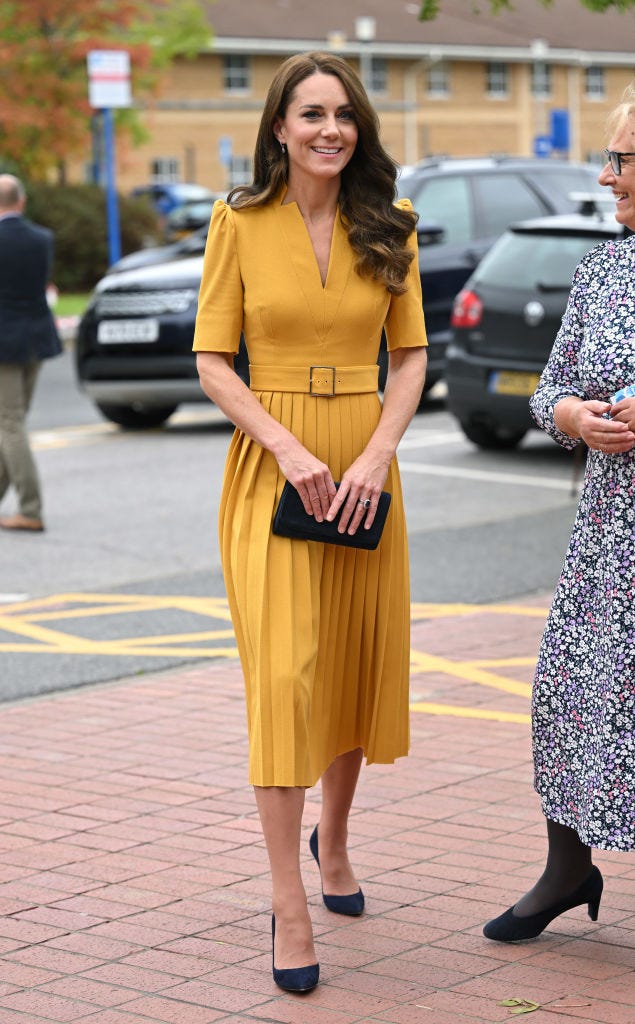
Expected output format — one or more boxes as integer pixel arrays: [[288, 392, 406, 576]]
[[325, 451, 391, 535], [610, 397, 635, 434]]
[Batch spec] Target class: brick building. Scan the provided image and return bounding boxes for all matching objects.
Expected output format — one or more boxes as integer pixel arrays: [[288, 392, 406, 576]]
[[111, 0, 635, 192]]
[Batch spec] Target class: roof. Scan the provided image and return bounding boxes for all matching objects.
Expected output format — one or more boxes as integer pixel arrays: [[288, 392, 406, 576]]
[[204, 0, 635, 59]]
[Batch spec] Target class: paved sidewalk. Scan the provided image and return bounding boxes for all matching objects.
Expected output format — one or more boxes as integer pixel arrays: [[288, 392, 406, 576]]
[[1, 595, 634, 1024]]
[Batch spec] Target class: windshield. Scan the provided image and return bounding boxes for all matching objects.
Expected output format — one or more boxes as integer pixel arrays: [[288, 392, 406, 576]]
[[471, 230, 608, 290]]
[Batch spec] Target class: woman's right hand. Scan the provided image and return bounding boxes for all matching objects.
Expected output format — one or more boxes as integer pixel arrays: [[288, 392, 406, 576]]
[[276, 443, 336, 521], [573, 399, 635, 452]]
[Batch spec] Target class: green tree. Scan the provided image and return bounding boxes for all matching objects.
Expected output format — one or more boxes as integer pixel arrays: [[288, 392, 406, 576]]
[[420, 0, 635, 18], [0, 0, 209, 179]]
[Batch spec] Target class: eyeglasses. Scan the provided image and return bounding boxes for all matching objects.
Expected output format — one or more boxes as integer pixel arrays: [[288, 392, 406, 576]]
[[604, 149, 635, 175]]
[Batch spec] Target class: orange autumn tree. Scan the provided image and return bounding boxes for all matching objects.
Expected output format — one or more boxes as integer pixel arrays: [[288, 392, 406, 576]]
[[0, 0, 209, 179]]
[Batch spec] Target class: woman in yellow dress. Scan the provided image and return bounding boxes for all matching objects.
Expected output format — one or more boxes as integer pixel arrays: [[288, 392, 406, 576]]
[[194, 52, 427, 993]]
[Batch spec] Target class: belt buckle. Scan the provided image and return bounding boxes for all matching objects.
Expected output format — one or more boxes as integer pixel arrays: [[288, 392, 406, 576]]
[[309, 365, 336, 397]]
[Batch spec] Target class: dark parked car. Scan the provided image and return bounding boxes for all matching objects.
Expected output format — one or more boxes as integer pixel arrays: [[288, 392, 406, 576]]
[[397, 156, 605, 388], [164, 198, 221, 242], [106, 225, 208, 276], [445, 207, 625, 449], [76, 254, 238, 428]]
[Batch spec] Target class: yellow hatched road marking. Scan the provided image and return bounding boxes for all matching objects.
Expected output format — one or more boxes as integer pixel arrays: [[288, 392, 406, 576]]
[[410, 649, 532, 698], [0, 594, 540, 722], [409, 702, 531, 724]]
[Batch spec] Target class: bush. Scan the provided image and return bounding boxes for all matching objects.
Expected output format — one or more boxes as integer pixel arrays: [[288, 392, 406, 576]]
[[25, 184, 160, 292]]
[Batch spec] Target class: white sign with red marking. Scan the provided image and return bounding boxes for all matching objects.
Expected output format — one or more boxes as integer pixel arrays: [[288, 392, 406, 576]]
[[87, 50, 131, 108]]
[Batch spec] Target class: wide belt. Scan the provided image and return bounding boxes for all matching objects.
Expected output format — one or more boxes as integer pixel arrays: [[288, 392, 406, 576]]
[[249, 364, 379, 397]]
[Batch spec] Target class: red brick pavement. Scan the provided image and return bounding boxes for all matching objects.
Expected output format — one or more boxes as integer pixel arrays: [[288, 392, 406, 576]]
[[1, 595, 634, 1023]]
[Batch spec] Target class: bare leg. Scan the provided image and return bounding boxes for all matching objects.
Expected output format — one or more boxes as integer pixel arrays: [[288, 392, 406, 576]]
[[315, 747, 363, 895], [513, 818, 593, 917], [254, 786, 316, 969]]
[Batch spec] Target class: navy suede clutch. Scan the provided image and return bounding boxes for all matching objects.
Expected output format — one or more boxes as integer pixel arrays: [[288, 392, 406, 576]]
[[272, 481, 391, 550]]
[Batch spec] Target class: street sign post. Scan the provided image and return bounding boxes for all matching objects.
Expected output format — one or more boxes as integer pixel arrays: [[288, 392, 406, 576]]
[[87, 51, 131, 266]]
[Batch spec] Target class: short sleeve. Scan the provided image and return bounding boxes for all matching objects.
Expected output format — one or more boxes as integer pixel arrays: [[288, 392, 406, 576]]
[[384, 198, 428, 352], [193, 200, 244, 353]]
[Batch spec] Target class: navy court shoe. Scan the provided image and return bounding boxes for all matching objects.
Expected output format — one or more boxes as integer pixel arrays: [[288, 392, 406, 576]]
[[271, 915, 319, 993], [309, 825, 365, 916]]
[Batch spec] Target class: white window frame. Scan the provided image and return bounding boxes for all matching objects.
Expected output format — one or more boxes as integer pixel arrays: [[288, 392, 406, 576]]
[[223, 54, 251, 93], [585, 66, 605, 100], [151, 157, 179, 183], [228, 155, 252, 187], [531, 62, 551, 99], [369, 56, 388, 95], [426, 61, 450, 98], [486, 62, 508, 99]]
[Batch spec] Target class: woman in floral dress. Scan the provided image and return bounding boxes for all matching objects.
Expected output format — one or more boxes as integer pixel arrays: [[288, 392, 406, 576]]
[[484, 84, 635, 942]]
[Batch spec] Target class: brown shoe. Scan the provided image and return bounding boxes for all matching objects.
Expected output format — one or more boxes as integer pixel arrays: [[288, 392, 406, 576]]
[[0, 514, 45, 532]]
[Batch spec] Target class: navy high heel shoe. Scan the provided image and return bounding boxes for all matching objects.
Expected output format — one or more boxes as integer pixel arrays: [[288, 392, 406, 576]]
[[271, 915, 319, 993], [309, 825, 365, 916], [483, 865, 603, 942]]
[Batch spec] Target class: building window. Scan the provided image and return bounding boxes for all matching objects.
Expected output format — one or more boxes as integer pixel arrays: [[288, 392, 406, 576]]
[[223, 55, 250, 92], [369, 56, 388, 94], [151, 157, 179, 182], [585, 66, 605, 100], [486, 62, 508, 98], [531, 62, 551, 98], [228, 156, 252, 187], [426, 61, 449, 97]]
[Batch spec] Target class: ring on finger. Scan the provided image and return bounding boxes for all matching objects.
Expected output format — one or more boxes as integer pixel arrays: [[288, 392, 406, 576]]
[[358, 498, 371, 510]]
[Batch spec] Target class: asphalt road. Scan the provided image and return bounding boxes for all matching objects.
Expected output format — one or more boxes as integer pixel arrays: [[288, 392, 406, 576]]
[[0, 348, 579, 701]]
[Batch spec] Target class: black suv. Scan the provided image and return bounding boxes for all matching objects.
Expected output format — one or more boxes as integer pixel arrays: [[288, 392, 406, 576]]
[[397, 157, 605, 388], [75, 253, 249, 429], [445, 206, 625, 449]]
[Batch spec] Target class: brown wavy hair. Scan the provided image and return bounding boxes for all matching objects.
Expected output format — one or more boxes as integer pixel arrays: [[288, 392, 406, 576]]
[[228, 52, 417, 295]]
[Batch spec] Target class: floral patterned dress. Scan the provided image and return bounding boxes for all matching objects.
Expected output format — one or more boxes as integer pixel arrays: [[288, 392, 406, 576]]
[[529, 233, 635, 852]]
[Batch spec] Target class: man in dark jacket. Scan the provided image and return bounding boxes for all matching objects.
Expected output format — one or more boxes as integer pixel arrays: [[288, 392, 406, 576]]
[[0, 174, 62, 531]]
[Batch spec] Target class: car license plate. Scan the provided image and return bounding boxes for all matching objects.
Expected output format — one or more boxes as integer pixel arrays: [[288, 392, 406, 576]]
[[97, 319, 159, 343], [489, 371, 541, 396]]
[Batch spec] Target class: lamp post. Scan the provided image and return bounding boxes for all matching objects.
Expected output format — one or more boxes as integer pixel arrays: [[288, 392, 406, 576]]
[[355, 15, 376, 93]]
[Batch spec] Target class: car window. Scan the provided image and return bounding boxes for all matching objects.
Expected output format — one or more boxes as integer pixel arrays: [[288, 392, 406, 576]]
[[472, 230, 607, 289], [473, 174, 546, 238], [409, 176, 473, 243], [532, 166, 604, 209]]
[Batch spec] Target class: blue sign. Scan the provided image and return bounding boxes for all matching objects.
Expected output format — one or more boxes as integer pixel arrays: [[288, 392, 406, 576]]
[[533, 134, 552, 159], [550, 109, 570, 152]]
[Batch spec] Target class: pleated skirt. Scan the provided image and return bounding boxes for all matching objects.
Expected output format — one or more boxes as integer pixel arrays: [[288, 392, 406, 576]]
[[219, 389, 411, 787]]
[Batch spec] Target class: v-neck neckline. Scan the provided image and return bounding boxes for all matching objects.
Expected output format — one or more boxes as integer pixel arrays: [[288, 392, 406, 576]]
[[279, 190, 338, 291], [274, 193, 353, 340]]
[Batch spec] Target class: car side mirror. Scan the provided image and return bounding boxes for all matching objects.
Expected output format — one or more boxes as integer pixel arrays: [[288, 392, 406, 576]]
[[416, 223, 444, 246]]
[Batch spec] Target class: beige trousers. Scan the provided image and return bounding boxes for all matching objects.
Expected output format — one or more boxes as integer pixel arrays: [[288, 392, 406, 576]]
[[0, 361, 42, 519]]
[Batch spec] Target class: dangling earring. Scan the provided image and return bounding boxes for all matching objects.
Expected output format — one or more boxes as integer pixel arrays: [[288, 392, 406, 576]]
[[280, 141, 287, 155]]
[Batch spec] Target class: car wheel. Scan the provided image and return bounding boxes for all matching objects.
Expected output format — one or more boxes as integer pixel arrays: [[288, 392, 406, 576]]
[[460, 420, 526, 450], [96, 402, 178, 429]]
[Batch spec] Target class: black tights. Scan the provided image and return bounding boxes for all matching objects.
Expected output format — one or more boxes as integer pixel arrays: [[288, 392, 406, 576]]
[[514, 818, 593, 918]]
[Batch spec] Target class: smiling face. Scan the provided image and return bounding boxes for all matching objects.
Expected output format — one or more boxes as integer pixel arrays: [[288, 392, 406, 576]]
[[598, 111, 635, 230], [274, 71, 358, 189]]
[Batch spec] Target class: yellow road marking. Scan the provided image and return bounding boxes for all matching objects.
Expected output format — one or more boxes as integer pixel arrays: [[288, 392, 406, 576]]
[[410, 601, 548, 619], [410, 649, 532, 698], [409, 702, 530, 724], [0, 594, 541, 723]]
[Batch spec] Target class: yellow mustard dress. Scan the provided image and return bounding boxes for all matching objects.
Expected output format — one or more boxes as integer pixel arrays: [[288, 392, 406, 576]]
[[193, 194, 427, 787]]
